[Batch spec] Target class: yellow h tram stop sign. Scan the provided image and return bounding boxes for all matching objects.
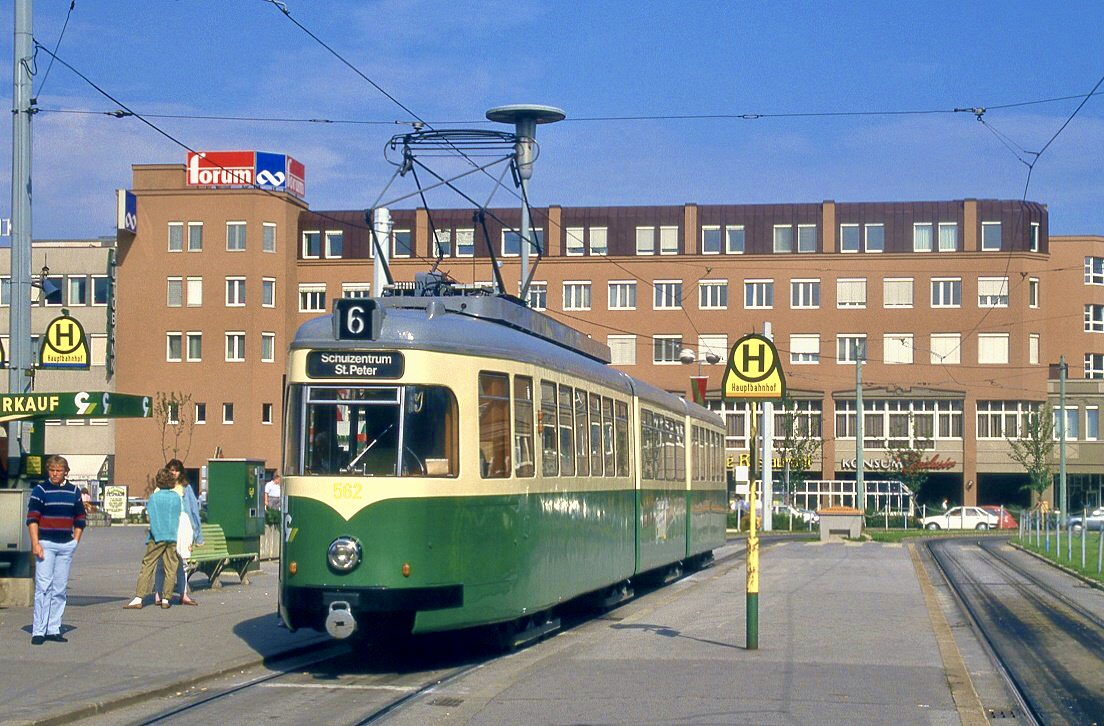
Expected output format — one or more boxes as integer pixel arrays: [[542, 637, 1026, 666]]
[[721, 333, 787, 651]]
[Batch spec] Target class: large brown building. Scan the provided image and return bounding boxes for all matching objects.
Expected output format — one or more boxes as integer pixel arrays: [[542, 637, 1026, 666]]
[[111, 155, 1103, 509]]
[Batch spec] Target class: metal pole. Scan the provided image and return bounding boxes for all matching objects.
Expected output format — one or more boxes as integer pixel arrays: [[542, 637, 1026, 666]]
[[1081, 508, 1087, 569], [746, 403, 759, 651], [1059, 356, 1068, 532], [8, 0, 34, 486], [1097, 524, 1102, 575], [516, 117, 534, 297], [372, 207, 391, 294], [762, 322, 774, 531], [855, 341, 865, 512]]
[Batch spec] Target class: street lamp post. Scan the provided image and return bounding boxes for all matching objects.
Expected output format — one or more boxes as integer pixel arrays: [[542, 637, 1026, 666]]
[[680, 348, 721, 405]]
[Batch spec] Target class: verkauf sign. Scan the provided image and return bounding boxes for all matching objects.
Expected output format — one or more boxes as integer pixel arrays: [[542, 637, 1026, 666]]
[[186, 151, 306, 198]]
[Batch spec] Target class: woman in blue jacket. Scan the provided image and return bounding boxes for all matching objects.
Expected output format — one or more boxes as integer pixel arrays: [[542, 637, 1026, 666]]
[[154, 459, 204, 606]]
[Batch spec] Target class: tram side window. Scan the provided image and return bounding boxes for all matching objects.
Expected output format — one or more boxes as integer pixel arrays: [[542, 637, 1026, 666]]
[[641, 410, 656, 480], [589, 393, 603, 475], [675, 420, 686, 481], [602, 397, 615, 476], [514, 376, 535, 478], [574, 388, 590, 477], [479, 372, 512, 478], [615, 401, 629, 477], [558, 384, 575, 476], [540, 380, 558, 477], [402, 386, 459, 477]]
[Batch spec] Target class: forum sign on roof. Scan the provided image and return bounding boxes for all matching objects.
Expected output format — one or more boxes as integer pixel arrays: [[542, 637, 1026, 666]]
[[186, 151, 306, 198]]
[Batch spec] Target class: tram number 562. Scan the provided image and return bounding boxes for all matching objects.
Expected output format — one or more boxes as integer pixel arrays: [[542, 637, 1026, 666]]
[[334, 482, 363, 500], [334, 298, 379, 341]]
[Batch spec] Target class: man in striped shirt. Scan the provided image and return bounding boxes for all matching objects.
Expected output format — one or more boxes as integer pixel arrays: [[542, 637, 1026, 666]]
[[26, 455, 86, 645]]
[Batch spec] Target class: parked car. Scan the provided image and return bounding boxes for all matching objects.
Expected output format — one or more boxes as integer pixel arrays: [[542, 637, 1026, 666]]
[[1069, 507, 1104, 532], [921, 506, 1000, 531], [127, 497, 148, 521], [980, 505, 1018, 529], [772, 503, 819, 524]]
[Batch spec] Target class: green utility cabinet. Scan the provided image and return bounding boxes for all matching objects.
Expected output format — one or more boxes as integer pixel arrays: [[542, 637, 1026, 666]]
[[206, 459, 265, 572]]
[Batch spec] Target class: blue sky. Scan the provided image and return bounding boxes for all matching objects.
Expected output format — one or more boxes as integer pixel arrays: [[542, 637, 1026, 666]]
[[2, 1, 1103, 239]]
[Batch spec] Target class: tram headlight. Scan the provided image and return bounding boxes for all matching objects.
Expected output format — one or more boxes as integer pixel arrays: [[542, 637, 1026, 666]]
[[327, 537, 362, 572]]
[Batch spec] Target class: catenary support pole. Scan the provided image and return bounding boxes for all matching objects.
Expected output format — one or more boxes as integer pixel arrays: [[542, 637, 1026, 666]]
[[855, 341, 865, 512], [1059, 356, 1068, 529], [746, 404, 760, 651]]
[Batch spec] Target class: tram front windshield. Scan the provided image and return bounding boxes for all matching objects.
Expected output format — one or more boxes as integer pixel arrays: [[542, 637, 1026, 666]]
[[295, 385, 458, 477]]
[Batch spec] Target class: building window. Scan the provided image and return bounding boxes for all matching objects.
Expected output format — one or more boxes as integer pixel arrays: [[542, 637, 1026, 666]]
[[225, 277, 246, 307], [726, 225, 745, 254], [166, 333, 182, 362], [589, 227, 608, 255], [608, 281, 637, 310], [563, 281, 592, 311], [262, 403, 274, 425], [1086, 353, 1104, 379], [653, 335, 683, 364], [92, 275, 109, 306], [654, 280, 683, 310], [1030, 222, 1040, 252], [702, 226, 721, 254], [168, 222, 184, 252], [977, 333, 1009, 364], [929, 333, 961, 364], [186, 332, 202, 362], [883, 334, 914, 364], [185, 277, 202, 307], [502, 228, 544, 257], [1087, 407, 1100, 441], [840, 224, 860, 253], [773, 225, 793, 253], [836, 278, 867, 308], [1053, 407, 1079, 441], [789, 334, 820, 364], [883, 278, 913, 308], [43, 276, 63, 306], [90, 334, 106, 366], [636, 226, 655, 255], [938, 222, 957, 252], [1086, 304, 1104, 332], [431, 229, 451, 257], [931, 278, 961, 307], [836, 335, 866, 364], [527, 282, 547, 311], [298, 284, 326, 313], [698, 334, 728, 364], [977, 277, 1009, 307], [223, 402, 234, 425], [261, 332, 275, 363], [659, 226, 678, 254], [188, 222, 203, 252], [341, 282, 371, 299], [302, 231, 321, 259], [1086, 257, 1104, 285], [165, 403, 179, 425], [67, 276, 88, 306], [225, 332, 246, 362], [1029, 333, 1040, 365], [790, 279, 820, 309], [388, 229, 409, 258], [865, 223, 884, 253], [913, 223, 933, 252], [1029, 278, 1039, 308], [226, 221, 246, 251], [976, 401, 1039, 439], [743, 279, 774, 309], [797, 224, 817, 253], [167, 278, 183, 307], [262, 278, 276, 307], [0, 276, 8, 307], [608, 335, 636, 365], [325, 230, 345, 258], [566, 227, 585, 256], [981, 221, 1001, 251], [455, 228, 475, 257], [195, 403, 206, 424], [262, 222, 276, 253], [699, 280, 728, 310]]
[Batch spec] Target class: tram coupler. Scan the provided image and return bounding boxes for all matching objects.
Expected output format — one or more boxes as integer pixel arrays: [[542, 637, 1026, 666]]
[[325, 600, 358, 639]]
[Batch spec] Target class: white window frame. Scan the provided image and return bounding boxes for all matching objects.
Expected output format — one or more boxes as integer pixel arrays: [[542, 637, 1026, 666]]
[[913, 223, 933, 252], [298, 283, 326, 313], [261, 332, 276, 363], [608, 281, 637, 311], [654, 280, 683, 310], [262, 278, 276, 308], [773, 225, 793, 253], [225, 276, 246, 307], [836, 278, 867, 309], [223, 402, 234, 425], [797, 224, 817, 253], [698, 280, 728, 310], [702, 225, 722, 255], [931, 278, 961, 308], [1086, 256, 1104, 285], [789, 334, 820, 364], [1029, 278, 1039, 308], [391, 229, 411, 258], [840, 223, 860, 253], [67, 276, 88, 307], [652, 335, 683, 365], [325, 230, 345, 259], [166, 332, 182, 362], [726, 225, 745, 254], [562, 281, 592, 311], [455, 228, 475, 258], [225, 331, 246, 362], [186, 332, 202, 362], [864, 223, 884, 253], [929, 333, 961, 365], [608, 335, 637, 365], [836, 334, 867, 364], [168, 222, 184, 252], [981, 221, 1002, 251], [790, 279, 820, 309], [743, 279, 774, 309], [187, 222, 204, 252], [697, 334, 728, 365], [1086, 304, 1104, 333], [185, 277, 202, 307], [977, 333, 1010, 365], [659, 226, 679, 255], [883, 334, 914, 365], [635, 226, 655, 255], [589, 226, 608, 255], [527, 282, 547, 311], [167, 277, 183, 308], [262, 402, 274, 425], [883, 278, 913, 309], [262, 222, 277, 253], [341, 282, 371, 299], [302, 230, 321, 259], [226, 221, 247, 251], [977, 276, 1009, 308], [1029, 333, 1040, 366], [938, 222, 957, 252], [566, 226, 586, 256]]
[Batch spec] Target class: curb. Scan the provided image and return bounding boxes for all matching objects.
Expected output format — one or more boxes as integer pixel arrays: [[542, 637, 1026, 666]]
[[1008, 541, 1104, 593], [27, 636, 333, 726]]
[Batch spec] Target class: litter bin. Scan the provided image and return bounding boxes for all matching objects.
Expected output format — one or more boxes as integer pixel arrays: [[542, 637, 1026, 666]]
[[206, 459, 265, 572]]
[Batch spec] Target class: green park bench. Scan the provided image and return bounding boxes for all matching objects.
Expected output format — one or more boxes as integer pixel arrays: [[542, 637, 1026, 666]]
[[185, 523, 258, 588]]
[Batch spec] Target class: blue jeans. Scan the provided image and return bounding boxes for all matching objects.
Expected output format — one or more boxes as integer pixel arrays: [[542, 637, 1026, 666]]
[[33, 539, 78, 637]]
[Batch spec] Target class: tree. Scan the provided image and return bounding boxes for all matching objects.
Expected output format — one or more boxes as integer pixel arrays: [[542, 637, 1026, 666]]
[[774, 398, 822, 504], [885, 413, 955, 505], [1007, 403, 1055, 502], [155, 391, 195, 466]]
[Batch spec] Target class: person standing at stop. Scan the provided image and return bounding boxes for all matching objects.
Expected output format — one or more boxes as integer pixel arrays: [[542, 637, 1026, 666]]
[[26, 455, 86, 645]]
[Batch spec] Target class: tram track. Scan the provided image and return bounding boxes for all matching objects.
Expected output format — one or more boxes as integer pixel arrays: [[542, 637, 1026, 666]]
[[927, 537, 1104, 725]]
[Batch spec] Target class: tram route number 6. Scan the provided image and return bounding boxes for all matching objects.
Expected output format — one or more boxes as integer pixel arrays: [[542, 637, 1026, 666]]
[[334, 298, 378, 341]]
